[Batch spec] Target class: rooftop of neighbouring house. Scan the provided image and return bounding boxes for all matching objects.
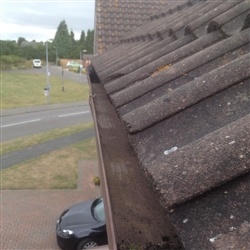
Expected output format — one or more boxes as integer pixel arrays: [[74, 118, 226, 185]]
[[89, 0, 250, 249], [94, 0, 172, 54]]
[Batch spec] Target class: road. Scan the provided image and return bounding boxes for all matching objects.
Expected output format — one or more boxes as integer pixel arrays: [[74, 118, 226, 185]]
[[1, 104, 92, 142]]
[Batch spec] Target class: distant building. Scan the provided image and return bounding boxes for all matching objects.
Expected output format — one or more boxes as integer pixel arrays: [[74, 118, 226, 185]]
[[82, 54, 94, 68], [21, 41, 38, 47]]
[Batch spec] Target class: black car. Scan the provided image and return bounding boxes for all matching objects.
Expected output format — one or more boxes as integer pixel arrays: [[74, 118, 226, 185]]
[[56, 197, 107, 250]]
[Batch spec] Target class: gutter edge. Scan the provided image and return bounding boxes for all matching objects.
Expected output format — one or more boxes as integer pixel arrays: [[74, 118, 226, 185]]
[[87, 70, 117, 250]]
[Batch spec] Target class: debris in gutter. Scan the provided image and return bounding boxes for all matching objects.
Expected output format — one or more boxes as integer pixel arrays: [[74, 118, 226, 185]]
[[183, 219, 188, 223], [164, 147, 178, 155], [209, 234, 222, 243]]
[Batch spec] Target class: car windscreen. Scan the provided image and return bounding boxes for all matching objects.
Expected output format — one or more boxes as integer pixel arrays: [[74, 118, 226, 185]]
[[92, 198, 105, 222]]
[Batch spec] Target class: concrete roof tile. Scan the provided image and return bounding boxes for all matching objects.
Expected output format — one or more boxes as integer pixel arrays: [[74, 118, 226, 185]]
[[90, 2, 250, 247]]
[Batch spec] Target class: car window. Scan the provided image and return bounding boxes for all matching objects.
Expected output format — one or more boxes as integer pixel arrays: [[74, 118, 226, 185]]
[[92, 198, 105, 222]]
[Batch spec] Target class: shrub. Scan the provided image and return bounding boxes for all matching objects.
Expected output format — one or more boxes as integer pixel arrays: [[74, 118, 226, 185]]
[[1, 55, 25, 65], [0, 55, 33, 70]]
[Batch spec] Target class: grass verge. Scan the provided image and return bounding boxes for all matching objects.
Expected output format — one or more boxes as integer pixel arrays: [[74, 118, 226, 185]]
[[1, 71, 89, 109], [0, 137, 97, 190], [1, 122, 94, 155]]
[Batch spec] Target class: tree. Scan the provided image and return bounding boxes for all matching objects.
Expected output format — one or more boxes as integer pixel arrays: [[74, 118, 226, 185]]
[[70, 29, 76, 45], [17, 37, 26, 46], [52, 20, 72, 58], [85, 29, 94, 54], [79, 30, 85, 44], [1, 40, 19, 56]]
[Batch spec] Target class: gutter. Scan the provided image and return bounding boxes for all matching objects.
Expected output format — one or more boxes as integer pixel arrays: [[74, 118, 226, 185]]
[[87, 69, 117, 250]]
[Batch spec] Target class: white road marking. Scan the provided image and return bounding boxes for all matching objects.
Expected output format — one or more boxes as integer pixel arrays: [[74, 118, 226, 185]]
[[58, 111, 89, 118], [1, 119, 41, 128]]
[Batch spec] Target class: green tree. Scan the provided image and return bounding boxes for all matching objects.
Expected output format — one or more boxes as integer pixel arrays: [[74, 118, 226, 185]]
[[52, 20, 72, 58], [79, 30, 85, 45], [17, 37, 26, 46], [70, 29, 76, 45], [1, 40, 20, 56], [85, 29, 94, 54]]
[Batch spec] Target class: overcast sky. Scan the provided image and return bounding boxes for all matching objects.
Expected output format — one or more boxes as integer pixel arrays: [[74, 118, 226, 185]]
[[1, 0, 95, 42]]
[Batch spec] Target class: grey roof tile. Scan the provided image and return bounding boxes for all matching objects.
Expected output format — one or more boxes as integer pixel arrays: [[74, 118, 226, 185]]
[[121, 48, 250, 133], [185, 0, 244, 37], [106, 31, 220, 96], [96, 39, 161, 78], [165, 1, 222, 37], [90, 1, 250, 248], [109, 29, 249, 110], [99, 36, 175, 82], [128, 79, 250, 166], [147, 113, 250, 208], [207, 0, 250, 35], [169, 171, 250, 249]]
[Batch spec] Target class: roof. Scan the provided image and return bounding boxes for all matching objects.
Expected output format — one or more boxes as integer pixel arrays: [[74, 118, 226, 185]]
[[21, 41, 39, 47], [94, 0, 172, 54], [89, 0, 250, 249]]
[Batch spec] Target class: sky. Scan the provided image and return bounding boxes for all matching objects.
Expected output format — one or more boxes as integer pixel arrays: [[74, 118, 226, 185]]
[[1, 0, 95, 42]]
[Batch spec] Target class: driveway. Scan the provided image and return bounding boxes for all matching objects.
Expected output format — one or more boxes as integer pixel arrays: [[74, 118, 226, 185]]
[[1, 160, 101, 250]]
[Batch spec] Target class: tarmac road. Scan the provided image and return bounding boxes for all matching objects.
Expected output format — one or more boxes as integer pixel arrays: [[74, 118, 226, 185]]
[[1, 103, 92, 142]]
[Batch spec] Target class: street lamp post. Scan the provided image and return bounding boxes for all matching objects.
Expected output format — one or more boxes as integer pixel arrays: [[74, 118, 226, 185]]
[[62, 67, 64, 92], [45, 41, 50, 104], [80, 50, 82, 84], [80, 49, 87, 84], [54, 46, 58, 66]]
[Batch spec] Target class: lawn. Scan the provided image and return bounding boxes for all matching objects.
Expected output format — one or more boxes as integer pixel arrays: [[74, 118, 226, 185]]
[[0, 71, 89, 109], [0, 137, 97, 190]]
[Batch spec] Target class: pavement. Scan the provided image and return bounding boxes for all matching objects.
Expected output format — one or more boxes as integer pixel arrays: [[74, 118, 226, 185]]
[[0, 102, 106, 250]]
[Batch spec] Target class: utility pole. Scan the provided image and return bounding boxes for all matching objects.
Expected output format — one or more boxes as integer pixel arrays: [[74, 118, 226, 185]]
[[54, 46, 58, 66], [46, 41, 50, 104], [80, 50, 82, 84], [80, 49, 87, 84]]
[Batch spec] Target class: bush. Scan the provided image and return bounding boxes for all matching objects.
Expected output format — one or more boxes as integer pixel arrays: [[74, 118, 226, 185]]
[[68, 67, 86, 74], [1, 55, 25, 64], [0, 55, 33, 70]]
